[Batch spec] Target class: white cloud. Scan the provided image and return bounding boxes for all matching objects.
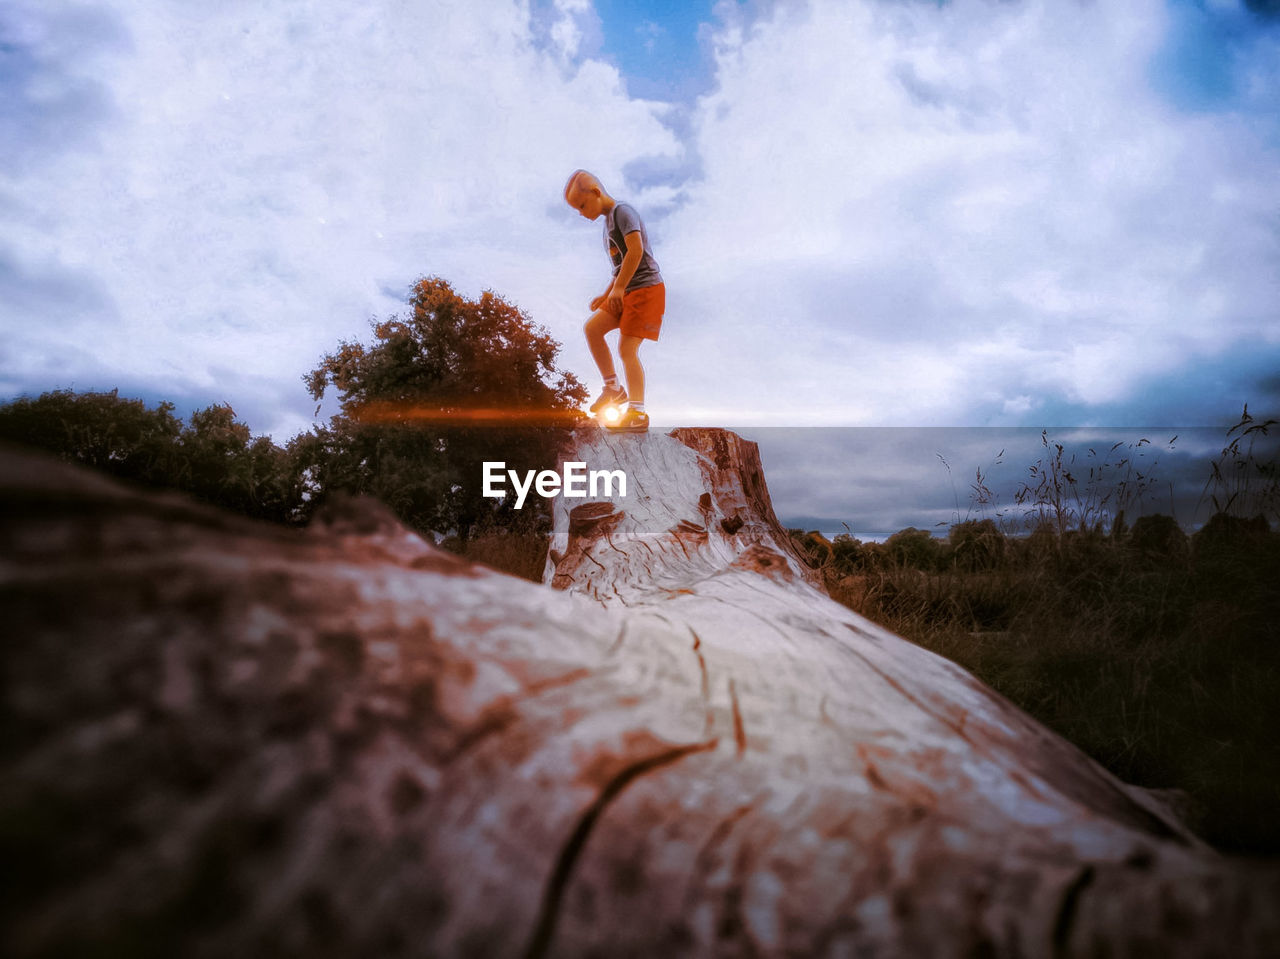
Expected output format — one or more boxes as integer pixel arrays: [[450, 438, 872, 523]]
[[2, 0, 680, 436], [654, 0, 1280, 425], [549, 0, 593, 60], [3, 0, 1278, 440]]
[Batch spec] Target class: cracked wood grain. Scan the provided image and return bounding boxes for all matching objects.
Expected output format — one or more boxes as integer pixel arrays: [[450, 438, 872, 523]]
[[523, 737, 719, 959], [729, 677, 747, 758], [689, 628, 714, 737]]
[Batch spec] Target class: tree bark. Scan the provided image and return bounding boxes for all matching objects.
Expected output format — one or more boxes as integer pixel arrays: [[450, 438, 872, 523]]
[[2, 432, 1277, 958]]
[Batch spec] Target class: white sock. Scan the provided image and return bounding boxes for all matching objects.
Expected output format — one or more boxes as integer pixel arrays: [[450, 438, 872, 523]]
[[604, 375, 620, 390], [629, 401, 646, 413]]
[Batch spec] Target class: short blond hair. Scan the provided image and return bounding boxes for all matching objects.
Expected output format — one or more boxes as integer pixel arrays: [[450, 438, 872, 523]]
[[563, 168, 601, 202]]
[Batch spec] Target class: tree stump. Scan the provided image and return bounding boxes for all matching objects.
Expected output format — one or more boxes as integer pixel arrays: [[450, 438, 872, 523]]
[[2, 431, 1277, 957]]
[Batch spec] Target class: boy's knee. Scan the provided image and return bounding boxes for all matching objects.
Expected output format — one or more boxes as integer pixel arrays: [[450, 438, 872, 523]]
[[584, 311, 613, 337]]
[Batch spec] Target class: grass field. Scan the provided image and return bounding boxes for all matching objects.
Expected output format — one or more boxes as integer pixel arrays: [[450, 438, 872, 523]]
[[821, 515, 1280, 856], [814, 410, 1280, 856]]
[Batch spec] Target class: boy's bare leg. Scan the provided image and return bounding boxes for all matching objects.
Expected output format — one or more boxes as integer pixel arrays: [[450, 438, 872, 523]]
[[584, 309, 620, 381], [618, 334, 645, 405]]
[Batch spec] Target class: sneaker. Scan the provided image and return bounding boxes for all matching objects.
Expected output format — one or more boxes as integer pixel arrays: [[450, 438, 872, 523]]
[[589, 384, 627, 413], [606, 407, 649, 433]]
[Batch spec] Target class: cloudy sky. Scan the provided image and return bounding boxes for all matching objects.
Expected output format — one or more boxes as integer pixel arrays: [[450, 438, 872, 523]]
[[4, 0, 1278, 535], [752, 423, 1279, 539]]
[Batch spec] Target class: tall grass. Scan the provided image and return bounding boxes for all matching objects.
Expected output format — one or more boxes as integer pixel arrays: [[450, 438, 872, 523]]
[[820, 408, 1280, 856]]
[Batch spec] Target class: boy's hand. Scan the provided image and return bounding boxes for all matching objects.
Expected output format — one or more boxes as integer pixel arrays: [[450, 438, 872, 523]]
[[590, 294, 606, 311], [607, 284, 625, 313]]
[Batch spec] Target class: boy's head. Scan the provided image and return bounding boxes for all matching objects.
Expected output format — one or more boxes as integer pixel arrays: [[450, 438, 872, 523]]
[[564, 169, 610, 220]]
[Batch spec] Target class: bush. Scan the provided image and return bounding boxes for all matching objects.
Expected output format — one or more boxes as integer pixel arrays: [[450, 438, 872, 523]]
[[0, 390, 302, 523], [948, 519, 1006, 571], [883, 527, 942, 571], [1127, 514, 1188, 563]]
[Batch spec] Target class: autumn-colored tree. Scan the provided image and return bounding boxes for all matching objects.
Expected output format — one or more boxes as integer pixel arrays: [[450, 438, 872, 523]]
[[302, 277, 587, 539]]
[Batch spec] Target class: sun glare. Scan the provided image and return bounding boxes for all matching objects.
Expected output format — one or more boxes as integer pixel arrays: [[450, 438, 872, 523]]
[[351, 401, 584, 427]]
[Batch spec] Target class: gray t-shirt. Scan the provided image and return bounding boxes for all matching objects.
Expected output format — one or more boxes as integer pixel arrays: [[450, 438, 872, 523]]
[[604, 202, 663, 291]]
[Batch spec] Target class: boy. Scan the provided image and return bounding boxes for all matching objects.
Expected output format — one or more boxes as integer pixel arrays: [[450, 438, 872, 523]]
[[563, 169, 665, 433]]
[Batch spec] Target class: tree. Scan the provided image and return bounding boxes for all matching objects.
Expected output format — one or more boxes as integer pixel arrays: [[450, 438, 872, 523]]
[[0, 389, 301, 523], [304, 277, 587, 539], [0, 388, 183, 485], [178, 403, 303, 522]]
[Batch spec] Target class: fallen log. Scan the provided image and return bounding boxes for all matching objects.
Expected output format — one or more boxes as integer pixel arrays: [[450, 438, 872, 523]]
[[2, 430, 1277, 957]]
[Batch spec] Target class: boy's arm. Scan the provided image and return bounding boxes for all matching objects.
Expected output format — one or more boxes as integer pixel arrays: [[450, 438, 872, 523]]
[[591, 276, 614, 311], [607, 231, 645, 311]]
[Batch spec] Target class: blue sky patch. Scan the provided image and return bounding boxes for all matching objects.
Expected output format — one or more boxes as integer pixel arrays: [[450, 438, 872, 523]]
[[593, 0, 721, 101], [1151, 0, 1280, 111]]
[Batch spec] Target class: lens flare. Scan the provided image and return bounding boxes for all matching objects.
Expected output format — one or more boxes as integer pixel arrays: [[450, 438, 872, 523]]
[[603, 405, 622, 424], [350, 400, 586, 427]]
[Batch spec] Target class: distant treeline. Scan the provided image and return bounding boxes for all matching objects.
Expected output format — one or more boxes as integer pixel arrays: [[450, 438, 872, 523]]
[[792, 510, 1272, 577], [0, 389, 305, 523], [0, 278, 585, 547]]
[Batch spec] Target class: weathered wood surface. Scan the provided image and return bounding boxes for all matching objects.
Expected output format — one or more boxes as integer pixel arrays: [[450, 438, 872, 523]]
[[3, 432, 1278, 957]]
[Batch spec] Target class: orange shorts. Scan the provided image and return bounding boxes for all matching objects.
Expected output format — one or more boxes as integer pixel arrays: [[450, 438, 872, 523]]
[[605, 282, 665, 341]]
